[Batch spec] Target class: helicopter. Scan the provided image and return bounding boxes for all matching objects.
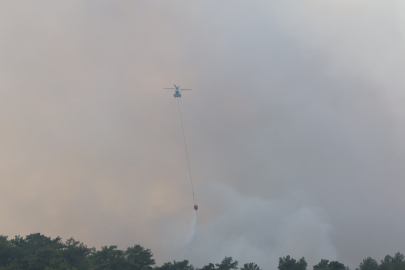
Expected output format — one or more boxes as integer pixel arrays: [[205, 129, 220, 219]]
[[164, 85, 191, 98]]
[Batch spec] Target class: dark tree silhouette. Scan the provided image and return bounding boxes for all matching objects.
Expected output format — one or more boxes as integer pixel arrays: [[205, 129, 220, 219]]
[[357, 257, 379, 270], [279, 256, 307, 270], [240, 262, 261, 270], [0, 232, 403, 270], [216, 257, 238, 270], [155, 260, 194, 270]]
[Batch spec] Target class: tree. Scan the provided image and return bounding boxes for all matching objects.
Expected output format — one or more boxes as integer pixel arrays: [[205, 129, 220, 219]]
[[392, 253, 405, 270], [24, 246, 61, 270], [314, 260, 329, 270], [328, 261, 346, 270], [279, 256, 307, 270], [216, 257, 238, 270], [0, 259, 21, 270], [0, 236, 13, 267], [62, 238, 92, 270], [8, 234, 68, 270], [379, 253, 405, 270], [8, 233, 65, 269], [296, 258, 308, 270], [279, 256, 296, 270], [89, 245, 126, 270], [313, 259, 347, 270], [358, 257, 378, 270], [200, 263, 216, 270], [392, 253, 405, 264], [43, 258, 77, 270], [240, 262, 261, 270], [22, 233, 64, 255], [125, 245, 155, 270], [156, 260, 194, 270]]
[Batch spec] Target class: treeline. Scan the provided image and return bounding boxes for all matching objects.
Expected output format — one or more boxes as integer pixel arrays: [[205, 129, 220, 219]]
[[0, 233, 403, 270]]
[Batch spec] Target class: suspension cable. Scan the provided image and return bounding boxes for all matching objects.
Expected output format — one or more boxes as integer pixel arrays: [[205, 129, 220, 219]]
[[177, 98, 196, 205]]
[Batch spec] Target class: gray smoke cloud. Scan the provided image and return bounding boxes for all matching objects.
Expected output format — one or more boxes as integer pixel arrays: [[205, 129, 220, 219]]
[[159, 184, 337, 268], [0, 0, 404, 269]]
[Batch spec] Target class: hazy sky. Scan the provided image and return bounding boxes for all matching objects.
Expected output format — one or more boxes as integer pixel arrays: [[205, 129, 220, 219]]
[[1, 1, 405, 269]]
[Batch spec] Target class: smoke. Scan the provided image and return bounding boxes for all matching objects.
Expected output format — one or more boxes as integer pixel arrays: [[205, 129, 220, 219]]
[[187, 210, 198, 250], [157, 183, 337, 268], [0, 1, 405, 269]]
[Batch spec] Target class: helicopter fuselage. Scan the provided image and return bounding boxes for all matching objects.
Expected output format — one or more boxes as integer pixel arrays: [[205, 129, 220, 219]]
[[164, 84, 189, 98], [174, 89, 181, 98]]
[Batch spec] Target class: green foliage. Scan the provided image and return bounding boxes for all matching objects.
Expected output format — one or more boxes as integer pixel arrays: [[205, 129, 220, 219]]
[[89, 244, 156, 270], [0, 232, 404, 270], [357, 257, 379, 270], [200, 263, 216, 270], [43, 258, 77, 270], [125, 245, 155, 270], [314, 260, 330, 270], [0, 236, 13, 267], [155, 260, 194, 270], [278, 256, 307, 270], [379, 253, 405, 270], [0, 233, 160, 270], [328, 261, 346, 270], [8, 233, 66, 270], [313, 259, 347, 270], [0, 258, 21, 270], [62, 238, 92, 270], [89, 245, 126, 270], [240, 262, 261, 270], [199, 257, 238, 270], [216, 257, 238, 270]]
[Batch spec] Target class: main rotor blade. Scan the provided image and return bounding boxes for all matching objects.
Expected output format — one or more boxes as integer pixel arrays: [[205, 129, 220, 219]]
[[179, 89, 192, 90], [163, 88, 175, 89]]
